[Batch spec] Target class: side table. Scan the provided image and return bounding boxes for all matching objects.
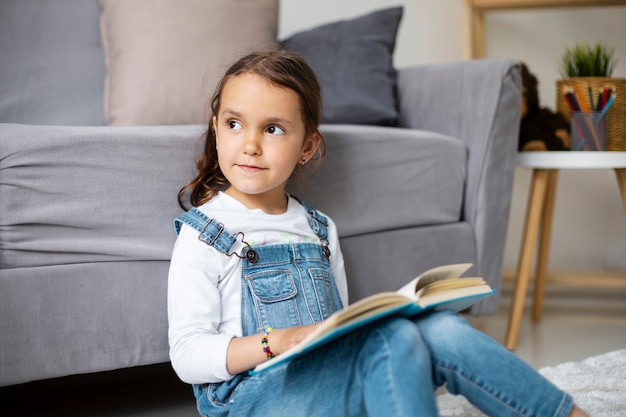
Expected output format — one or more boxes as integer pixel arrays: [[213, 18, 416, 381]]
[[505, 151, 626, 351]]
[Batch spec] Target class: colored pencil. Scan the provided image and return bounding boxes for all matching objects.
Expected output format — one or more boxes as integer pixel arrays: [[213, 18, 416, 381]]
[[600, 93, 616, 116], [575, 83, 589, 112]]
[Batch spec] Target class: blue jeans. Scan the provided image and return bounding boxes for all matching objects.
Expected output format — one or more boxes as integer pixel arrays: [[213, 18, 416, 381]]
[[415, 310, 574, 417], [193, 310, 573, 417]]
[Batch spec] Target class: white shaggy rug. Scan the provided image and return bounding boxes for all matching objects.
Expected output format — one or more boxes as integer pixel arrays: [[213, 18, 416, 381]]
[[437, 349, 626, 417]]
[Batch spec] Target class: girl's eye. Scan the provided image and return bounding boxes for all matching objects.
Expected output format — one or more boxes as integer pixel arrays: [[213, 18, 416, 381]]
[[267, 125, 285, 135], [227, 120, 242, 130]]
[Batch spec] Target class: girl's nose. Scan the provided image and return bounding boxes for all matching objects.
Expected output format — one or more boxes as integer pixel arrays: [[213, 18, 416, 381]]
[[243, 131, 261, 155]]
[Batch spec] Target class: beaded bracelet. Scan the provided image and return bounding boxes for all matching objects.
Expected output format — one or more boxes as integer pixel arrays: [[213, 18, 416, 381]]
[[261, 327, 275, 359]]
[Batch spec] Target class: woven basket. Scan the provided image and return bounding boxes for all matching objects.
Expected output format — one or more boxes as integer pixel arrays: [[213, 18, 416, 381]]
[[556, 77, 626, 151]]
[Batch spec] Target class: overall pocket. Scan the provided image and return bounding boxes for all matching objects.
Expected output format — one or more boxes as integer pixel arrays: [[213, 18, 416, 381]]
[[306, 267, 343, 320], [243, 268, 301, 331]]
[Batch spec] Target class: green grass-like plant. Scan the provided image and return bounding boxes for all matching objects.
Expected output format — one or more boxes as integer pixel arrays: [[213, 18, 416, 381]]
[[558, 42, 618, 78]]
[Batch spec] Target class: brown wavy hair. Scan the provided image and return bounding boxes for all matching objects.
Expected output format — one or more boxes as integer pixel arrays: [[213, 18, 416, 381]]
[[178, 50, 326, 210]]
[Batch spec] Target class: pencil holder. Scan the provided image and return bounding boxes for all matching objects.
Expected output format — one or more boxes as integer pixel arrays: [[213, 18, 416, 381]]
[[570, 112, 605, 151], [556, 77, 626, 151]]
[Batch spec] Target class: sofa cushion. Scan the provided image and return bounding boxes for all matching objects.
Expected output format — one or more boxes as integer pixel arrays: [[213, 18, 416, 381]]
[[99, 0, 279, 126], [289, 125, 467, 237], [281, 7, 403, 126], [0, 0, 106, 126], [0, 124, 203, 270]]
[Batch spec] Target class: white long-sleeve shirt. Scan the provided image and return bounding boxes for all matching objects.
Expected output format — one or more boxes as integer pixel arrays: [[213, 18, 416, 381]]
[[167, 192, 348, 384]]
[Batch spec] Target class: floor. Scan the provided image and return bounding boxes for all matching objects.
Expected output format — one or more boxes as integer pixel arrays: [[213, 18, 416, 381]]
[[2, 283, 625, 417]]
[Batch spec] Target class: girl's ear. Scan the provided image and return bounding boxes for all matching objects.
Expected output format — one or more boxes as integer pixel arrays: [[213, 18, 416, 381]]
[[301, 131, 322, 163]]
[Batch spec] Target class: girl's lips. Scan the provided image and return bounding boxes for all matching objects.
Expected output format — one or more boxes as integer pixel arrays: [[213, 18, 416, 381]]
[[237, 164, 265, 172]]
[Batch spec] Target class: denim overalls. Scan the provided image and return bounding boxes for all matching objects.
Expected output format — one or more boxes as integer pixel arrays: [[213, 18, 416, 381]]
[[173, 199, 344, 410], [173, 201, 575, 417]]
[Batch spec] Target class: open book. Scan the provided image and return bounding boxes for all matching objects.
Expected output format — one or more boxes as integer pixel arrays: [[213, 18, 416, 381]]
[[251, 263, 495, 374]]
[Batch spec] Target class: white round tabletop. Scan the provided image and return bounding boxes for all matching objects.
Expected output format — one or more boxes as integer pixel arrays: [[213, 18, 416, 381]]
[[516, 151, 626, 169]]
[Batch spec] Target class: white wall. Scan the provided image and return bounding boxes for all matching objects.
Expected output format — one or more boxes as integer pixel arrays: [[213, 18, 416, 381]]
[[279, 1, 626, 272]]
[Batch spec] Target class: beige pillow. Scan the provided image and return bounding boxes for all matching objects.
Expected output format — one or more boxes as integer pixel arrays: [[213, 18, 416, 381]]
[[99, 0, 279, 126]]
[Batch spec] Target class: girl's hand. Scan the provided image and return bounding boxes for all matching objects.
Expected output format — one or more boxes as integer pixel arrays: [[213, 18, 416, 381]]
[[269, 323, 321, 354], [226, 322, 322, 375]]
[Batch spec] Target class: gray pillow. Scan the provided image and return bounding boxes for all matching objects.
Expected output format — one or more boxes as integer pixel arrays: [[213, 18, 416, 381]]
[[0, 0, 106, 126], [281, 7, 403, 126]]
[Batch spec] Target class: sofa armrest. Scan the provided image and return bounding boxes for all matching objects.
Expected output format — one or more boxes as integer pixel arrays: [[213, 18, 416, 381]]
[[397, 59, 522, 314]]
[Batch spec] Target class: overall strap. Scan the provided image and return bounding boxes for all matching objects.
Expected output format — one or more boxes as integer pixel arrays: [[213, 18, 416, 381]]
[[174, 198, 331, 259], [173, 207, 237, 256], [292, 196, 331, 258]]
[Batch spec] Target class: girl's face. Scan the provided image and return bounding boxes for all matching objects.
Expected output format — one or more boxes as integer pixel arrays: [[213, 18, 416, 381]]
[[214, 73, 319, 214]]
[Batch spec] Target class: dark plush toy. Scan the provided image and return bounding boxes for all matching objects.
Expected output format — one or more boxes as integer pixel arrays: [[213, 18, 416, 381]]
[[518, 63, 570, 151]]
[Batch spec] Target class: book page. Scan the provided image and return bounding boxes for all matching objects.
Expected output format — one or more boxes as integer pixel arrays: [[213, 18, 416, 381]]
[[328, 292, 410, 325], [397, 263, 473, 297], [415, 284, 494, 309], [416, 277, 486, 298]]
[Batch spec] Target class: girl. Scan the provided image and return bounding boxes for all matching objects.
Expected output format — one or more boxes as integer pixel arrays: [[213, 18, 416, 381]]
[[168, 50, 587, 417]]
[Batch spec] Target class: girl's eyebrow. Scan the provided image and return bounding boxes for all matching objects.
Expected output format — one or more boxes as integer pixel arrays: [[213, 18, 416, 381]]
[[265, 116, 293, 128], [220, 108, 242, 118], [220, 108, 293, 127]]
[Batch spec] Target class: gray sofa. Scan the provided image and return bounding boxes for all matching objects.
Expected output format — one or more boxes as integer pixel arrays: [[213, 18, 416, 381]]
[[0, 1, 521, 386]]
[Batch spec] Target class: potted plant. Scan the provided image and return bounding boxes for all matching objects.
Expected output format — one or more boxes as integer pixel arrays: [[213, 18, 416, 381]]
[[558, 42, 617, 78], [556, 42, 624, 151]]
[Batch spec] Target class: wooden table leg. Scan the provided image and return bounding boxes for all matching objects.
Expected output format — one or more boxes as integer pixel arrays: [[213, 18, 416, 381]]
[[505, 169, 550, 351], [532, 170, 558, 322], [470, 7, 485, 59], [616, 168, 626, 211]]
